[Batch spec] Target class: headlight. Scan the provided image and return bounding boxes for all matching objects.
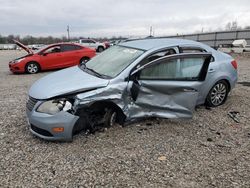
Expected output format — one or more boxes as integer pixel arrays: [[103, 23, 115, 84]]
[[36, 99, 72, 115], [15, 58, 25, 63]]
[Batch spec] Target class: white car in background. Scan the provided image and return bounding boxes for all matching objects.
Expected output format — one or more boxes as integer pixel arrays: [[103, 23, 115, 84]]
[[79, 39, 106, 52], [217, 44, 233, 53], [218, 39, 250, 53]]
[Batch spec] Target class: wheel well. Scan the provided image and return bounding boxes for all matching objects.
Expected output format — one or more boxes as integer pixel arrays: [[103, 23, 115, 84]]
[[210, 79, 231, 92], [80, 56, 90, 62], [98, 46, 104, 49], [81, 56, 90, 60], [72, 100, 126, 136], [221, 79, 231, 91], [89, 101, 126, 124]]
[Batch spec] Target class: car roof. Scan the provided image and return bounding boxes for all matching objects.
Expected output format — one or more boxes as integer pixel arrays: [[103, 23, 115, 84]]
[[46, 42, 82, 47], [120, 38, 210, 51]]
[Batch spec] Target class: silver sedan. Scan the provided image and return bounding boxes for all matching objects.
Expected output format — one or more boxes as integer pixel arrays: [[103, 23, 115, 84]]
[[26, 38, 238, 141]]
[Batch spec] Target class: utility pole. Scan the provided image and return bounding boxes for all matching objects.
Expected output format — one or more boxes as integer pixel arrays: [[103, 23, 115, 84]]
[[67, 25, 70, 41], [150, 26, 153, 37]]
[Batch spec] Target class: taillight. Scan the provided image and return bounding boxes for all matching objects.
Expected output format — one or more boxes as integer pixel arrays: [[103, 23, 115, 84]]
[[231, 60, 237, 70]]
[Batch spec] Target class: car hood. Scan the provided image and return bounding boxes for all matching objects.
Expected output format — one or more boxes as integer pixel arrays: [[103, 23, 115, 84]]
[[29, 66, 110, 100], [13, 39, 34, 54]]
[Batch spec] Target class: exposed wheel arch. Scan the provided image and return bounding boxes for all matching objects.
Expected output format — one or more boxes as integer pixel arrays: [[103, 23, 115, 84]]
[[72, 100, 126, 136], [89, 100, 126, 125]]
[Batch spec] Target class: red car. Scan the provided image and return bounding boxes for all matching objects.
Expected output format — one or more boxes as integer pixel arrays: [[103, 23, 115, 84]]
[[9, 40, 96, 74]]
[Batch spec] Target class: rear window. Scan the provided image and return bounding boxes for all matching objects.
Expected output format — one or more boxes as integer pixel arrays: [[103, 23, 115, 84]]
[[181, 47, 206, 53]]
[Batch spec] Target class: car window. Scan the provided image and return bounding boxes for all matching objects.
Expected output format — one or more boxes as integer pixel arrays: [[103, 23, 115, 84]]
[[180, 47, 215, 62], [180, 47, 205, 53], [135, 48, 176, 70], [140, 57, 205, 80], [44, 45, 61, 54], [74, 45, 82, 50], [61, 44, 80, 52], [147, 49, 176, 62]]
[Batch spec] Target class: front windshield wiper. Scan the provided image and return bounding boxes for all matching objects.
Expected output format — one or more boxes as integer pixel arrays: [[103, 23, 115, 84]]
[[80, 64, 111, 79]]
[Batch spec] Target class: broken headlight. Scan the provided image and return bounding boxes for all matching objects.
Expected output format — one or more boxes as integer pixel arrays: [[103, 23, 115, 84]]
[[36, 99, 72, 115]]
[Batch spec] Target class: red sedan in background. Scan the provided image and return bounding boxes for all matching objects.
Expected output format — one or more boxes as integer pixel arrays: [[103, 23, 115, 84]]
[[9, 40, 96, 74]]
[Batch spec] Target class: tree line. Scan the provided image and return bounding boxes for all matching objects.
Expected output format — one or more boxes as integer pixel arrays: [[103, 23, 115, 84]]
[[2, 23, 250, 45], [0, 34, 123, 45]]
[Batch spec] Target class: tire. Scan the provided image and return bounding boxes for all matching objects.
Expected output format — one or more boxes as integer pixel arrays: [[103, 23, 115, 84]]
[[25, 62, 40, 74], [103, 108, 117, 127], [97, 46, 104, 52], [206, 80, 229, 107], [80, 57, 90, 65]]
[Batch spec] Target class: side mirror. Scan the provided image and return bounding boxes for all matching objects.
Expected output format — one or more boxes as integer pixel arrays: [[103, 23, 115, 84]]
[[130, 79, 140, 101], [42, 52, 48, 56], [126, 72, 141, 101], [125, 70, 139, 82]]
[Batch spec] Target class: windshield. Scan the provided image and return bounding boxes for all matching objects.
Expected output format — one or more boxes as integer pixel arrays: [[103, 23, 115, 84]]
[[84, 45, 144, 78]]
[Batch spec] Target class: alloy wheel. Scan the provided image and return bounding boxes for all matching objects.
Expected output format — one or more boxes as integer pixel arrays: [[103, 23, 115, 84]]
[[210, 82, 227, 106], [27, 63, 38, 73]]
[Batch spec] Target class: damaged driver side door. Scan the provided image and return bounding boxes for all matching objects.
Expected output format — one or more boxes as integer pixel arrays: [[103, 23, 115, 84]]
[[127, 53, 212, 119]]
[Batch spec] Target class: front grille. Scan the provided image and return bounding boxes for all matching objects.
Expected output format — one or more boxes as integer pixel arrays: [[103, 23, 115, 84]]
[[31, 124, 53, 137], [26, 97, 38, 111]]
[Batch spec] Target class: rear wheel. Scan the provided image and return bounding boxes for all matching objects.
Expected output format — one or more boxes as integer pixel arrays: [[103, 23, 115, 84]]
[[97, 46, 104, 52], [25, 62, 40, 74], [206, 80, 229, 107], [80, 57, 90, 65]]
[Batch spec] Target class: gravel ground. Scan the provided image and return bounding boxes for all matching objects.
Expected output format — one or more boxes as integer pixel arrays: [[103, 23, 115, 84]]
[[0, 50, 249, 187]]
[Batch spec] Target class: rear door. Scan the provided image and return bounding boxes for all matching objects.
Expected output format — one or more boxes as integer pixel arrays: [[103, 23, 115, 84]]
[[60, 44, 83, 67], [87, 39, 97, 49], [80, 39, 95, 49], [80, 39, 89, 47], [127, 53, 212, 119]]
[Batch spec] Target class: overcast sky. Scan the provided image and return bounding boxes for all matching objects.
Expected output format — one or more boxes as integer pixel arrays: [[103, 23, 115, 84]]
[[0, 0, 250, 38]]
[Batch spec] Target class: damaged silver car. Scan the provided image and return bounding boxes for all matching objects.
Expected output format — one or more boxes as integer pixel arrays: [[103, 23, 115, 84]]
[[26, 38, 238, 141]]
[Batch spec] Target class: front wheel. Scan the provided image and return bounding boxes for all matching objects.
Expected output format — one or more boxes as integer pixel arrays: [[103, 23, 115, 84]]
[[25, 62, 40, 74], [103, 109, 117, 127], [206, 80, 229, 107]]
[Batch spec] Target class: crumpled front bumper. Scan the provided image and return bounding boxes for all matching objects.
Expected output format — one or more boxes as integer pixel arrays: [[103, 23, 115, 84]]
[[26, 101, 79, 141]]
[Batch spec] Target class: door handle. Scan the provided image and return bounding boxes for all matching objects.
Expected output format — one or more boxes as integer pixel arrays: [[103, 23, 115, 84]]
[[183, 88, 197, 92], [208, 69, 215, 73]]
